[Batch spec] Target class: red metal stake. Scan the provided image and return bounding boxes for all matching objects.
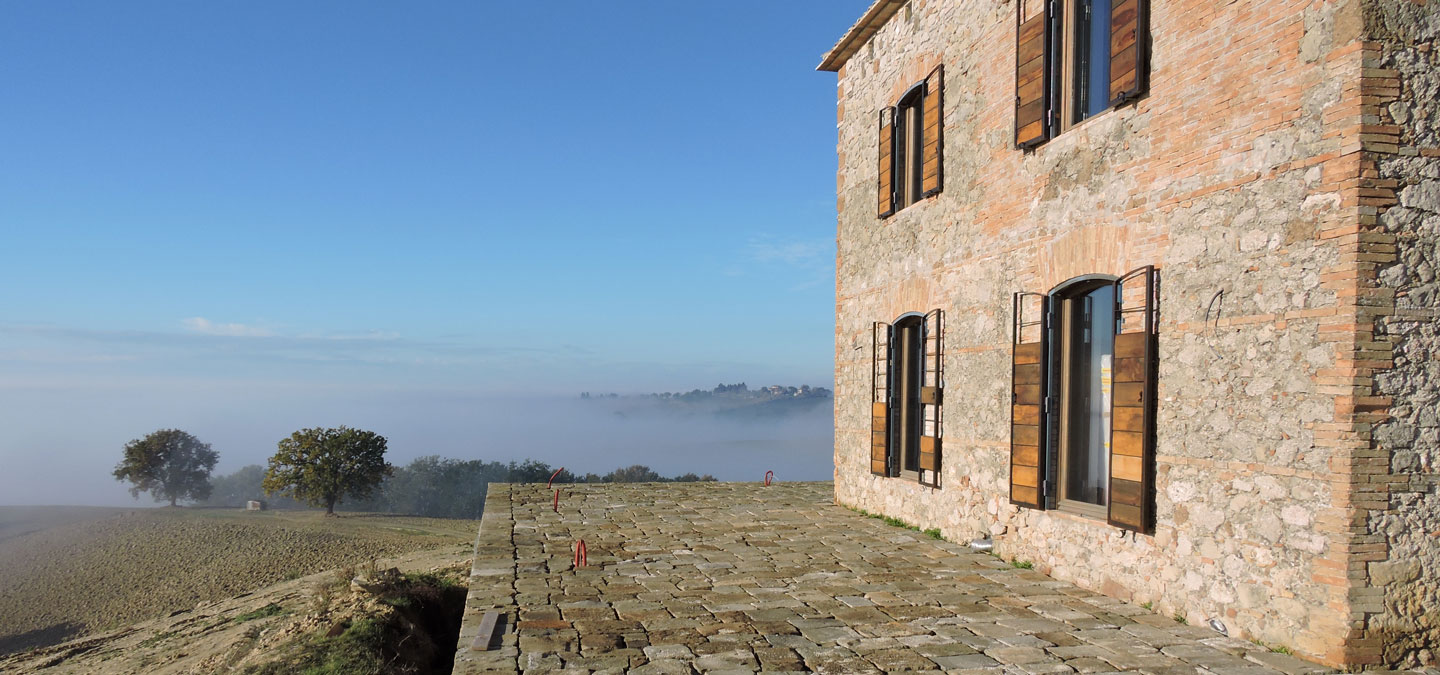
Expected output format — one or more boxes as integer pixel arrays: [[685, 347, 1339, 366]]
[[547, 467, 565, 489], [553, 489, 559, 512], [764, 470, 774, 486], [574, 539, 587, 568]]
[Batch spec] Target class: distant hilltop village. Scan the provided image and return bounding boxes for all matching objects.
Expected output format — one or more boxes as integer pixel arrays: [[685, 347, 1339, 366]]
[[580, 383, 832, 419], [581, 382, 832, 400]]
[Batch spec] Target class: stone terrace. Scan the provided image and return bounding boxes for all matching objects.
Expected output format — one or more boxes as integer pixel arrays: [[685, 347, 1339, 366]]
[[453, 482, 1351, 674]]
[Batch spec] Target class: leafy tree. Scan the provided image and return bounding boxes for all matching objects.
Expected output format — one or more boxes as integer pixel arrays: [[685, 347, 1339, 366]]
[[276, 453, 719, 520], [377, 456, 524, 519], [263, 426, 393, 515], [199, 464, 304, 509], [603, 464, 663, 483], [203, 464, 266, 507], [505, 458, 567, 484], [112, 429, 220, 506]]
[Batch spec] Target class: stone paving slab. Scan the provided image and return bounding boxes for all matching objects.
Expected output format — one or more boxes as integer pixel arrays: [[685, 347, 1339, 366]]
[[452, 482, 1430, 674]]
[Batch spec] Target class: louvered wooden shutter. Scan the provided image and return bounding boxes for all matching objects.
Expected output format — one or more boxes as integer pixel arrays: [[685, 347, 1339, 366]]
[[1109, 0, 1148, 106], [918, 309, 943, 487], [1108, 266, 1157, 533], [1010, 293, 1048, 508], [871, 321, 894, 476], [878, 108, 896, 218], [920, 66, 943, 198], [1014, 1, 1051, 149]]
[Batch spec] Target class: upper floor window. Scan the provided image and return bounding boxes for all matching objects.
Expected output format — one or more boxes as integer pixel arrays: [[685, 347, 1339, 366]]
[[1066, 0, 1114, 126], [878, 65, 944, 218], [1015, 0, 1149, 148], [895, 86, 925, 209]]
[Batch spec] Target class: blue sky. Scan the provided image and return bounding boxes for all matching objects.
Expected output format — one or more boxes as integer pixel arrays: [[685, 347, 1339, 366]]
[[0, 2, 870, 503]]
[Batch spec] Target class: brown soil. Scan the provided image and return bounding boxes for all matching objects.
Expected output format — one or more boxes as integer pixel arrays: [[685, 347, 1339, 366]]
[[0, 548, 473, 674], [0, 506, 475, 657]]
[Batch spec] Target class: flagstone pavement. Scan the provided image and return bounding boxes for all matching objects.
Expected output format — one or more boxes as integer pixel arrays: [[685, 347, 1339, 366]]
[[452, 482, 1427, 675]]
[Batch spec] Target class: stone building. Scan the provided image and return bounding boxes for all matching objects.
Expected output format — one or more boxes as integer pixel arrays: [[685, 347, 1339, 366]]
[[819, 0, 1437, 668]]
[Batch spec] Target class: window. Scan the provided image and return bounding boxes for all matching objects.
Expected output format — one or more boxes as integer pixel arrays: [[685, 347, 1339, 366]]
[[1054, 279, 1115, 518], [1015, 0, 1148, 148], [1010, 267, 1157, 533], [877, 66, 944, 218], [871, 310, 943, 487], [894, 87, 925, 209], [1062, 0, 1113, 127]]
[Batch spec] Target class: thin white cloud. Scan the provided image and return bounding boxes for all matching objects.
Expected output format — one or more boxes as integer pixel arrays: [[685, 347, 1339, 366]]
[[0, 322, 588, 372], [747, 237, 829, 266], [181, 317, 275, 337], [740, 236, 835, 293], [295, 330, 402, 342], [0, 349, 139, 364]]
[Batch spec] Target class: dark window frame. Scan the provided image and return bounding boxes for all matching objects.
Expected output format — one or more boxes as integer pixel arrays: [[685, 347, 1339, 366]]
[[1059, 0, 1115, 129], [1047, 275, 1119, 520], [890, 313, 926, 478], [892, 83, 927, 211]]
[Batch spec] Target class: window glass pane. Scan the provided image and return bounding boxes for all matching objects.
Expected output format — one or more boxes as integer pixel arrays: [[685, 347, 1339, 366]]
[[1061, 284, 1115, 505], [912, 103, 924, 200], [1084, 0, 1112, 118], [893, 109, 907, 206], [895, 320, 922, 472], [893, 89, 925, 208], [896, 95, 923, 207]]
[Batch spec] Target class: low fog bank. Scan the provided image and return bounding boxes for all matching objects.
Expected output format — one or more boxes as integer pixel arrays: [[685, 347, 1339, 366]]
[[0, 386, 834, 507]]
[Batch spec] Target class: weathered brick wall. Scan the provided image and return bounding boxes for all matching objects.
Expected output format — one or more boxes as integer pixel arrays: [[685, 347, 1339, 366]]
[[828, 0, 1429, 666], [1366, 1, 1440, 668]]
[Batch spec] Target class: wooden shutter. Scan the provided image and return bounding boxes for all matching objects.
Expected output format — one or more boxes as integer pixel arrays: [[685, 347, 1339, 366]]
[[1108, 266, 1157, 533], [918, 309, 943, 487], [871, 321, 894, 476], [920, 66, 943, 198], [878, 108, 896, 218], [1010, 293, 1048, 508], [1014, 1, 1051, 148], [1109, 0, 1149, 106]]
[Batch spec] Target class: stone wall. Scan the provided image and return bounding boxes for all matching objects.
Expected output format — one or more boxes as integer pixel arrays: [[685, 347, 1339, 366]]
[[1367, 0, 1440, 668], [827, 0, 1431, 667]]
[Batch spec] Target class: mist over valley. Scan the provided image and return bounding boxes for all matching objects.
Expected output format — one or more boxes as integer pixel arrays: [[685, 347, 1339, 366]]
[[0, 382, 834, 508]]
